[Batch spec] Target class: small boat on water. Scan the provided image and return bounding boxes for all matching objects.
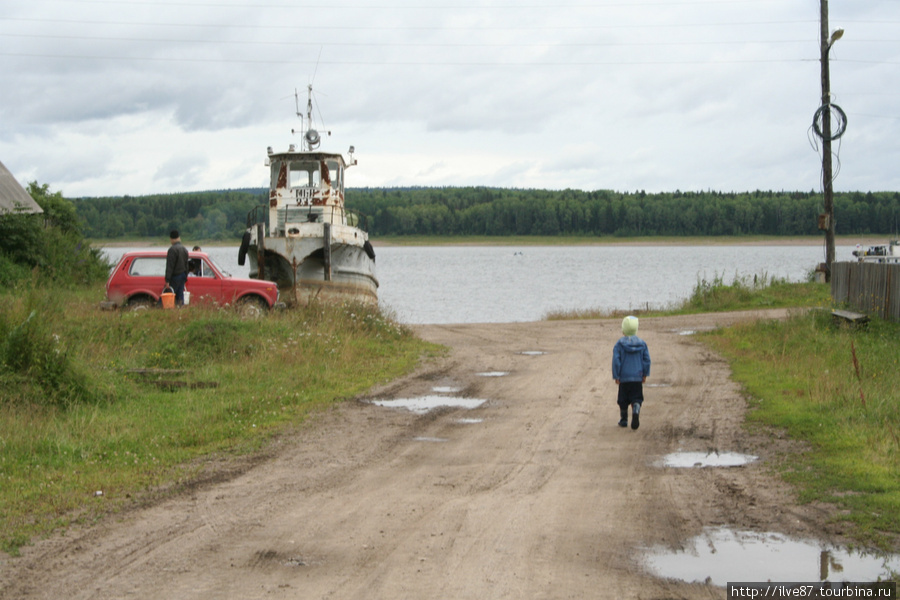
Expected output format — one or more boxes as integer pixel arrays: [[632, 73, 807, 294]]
[[852, 240, 900, 263], [238, 85, 378, 305]]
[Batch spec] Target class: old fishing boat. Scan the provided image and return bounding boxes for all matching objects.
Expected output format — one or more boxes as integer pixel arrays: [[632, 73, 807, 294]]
[[238, 85, 378, 305]]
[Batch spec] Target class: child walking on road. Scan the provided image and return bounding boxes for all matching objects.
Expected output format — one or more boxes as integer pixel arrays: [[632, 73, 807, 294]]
[[612, 316, 651, 430]]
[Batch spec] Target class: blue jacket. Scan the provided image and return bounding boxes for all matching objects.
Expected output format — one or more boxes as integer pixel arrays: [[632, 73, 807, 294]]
[[612, 335, 651, 382]]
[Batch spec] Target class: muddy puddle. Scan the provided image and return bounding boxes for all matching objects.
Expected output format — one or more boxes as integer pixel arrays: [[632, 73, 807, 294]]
[[642, 527, 900, 586], [476, 371, 509, 377], [671, 327, 715, 336], [432, 386, 462, 393], [518, 351, 546, 356], [658, 451, 757, 468], [370, 396, 487, 414]]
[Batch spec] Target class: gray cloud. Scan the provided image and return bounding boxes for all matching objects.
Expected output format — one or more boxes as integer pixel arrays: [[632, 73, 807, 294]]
[[0, 0, 896, 197]]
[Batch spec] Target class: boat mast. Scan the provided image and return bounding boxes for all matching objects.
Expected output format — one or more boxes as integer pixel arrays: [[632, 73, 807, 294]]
[[294, 84, 321, 151], [290, 83, 356, 166]]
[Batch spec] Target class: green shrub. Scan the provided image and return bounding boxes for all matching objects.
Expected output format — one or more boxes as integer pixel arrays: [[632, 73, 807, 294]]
[[0, 290, 95, 407]]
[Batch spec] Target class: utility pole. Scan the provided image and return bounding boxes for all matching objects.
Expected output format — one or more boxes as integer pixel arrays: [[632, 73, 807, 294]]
[[819, 0, 842, 281]]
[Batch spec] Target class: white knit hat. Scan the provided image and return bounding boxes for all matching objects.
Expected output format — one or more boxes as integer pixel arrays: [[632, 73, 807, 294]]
[[622, 315, 639, 336]]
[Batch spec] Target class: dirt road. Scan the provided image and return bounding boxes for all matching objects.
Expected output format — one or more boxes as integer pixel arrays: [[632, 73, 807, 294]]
[[0, 311, 842, 599]]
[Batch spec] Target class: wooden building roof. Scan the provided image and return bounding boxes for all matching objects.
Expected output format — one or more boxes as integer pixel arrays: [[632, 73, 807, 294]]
[[0, 160, 43, 215]]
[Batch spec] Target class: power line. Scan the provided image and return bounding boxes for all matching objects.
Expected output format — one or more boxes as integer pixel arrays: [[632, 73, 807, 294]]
[[0, 16, 818, 31], [20, 0, 793, 9], [0, 51, 821, 66], [0, 31, 818, 48]]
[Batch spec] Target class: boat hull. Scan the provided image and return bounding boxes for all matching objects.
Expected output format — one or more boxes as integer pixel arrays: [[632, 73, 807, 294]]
[[246, 230, 378, 306]]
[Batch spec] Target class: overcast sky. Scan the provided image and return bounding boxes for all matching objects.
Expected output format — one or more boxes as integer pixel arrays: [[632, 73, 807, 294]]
[[1, 0, 898, 198]]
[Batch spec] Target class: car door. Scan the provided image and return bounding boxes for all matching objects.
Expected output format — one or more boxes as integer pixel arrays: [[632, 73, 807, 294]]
[[184, 258, 224, 305], [127, 256, 167, 291]]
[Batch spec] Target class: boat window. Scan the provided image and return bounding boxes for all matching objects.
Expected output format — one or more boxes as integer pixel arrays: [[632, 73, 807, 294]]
[[271, 160, 288, 189], [289, 161, 320, 189], [326, 160, 342, 191]]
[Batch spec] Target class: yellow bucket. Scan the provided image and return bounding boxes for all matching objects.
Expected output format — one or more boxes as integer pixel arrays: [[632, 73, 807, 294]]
[[161, 290, 175, 309]]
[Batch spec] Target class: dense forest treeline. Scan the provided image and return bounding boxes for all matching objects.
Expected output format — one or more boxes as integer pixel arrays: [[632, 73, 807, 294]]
[[73, 187, 900, 240]]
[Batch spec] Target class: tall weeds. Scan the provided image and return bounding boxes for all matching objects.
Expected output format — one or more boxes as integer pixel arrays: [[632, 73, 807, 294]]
[[683, 271, 825, 312], [850, 340, 866, 412], [0, 285, 96, 407]]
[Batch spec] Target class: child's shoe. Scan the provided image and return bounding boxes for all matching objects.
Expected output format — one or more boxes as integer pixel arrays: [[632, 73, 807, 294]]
[[618, 408, 628, 428], [631, 402, 641, 430]]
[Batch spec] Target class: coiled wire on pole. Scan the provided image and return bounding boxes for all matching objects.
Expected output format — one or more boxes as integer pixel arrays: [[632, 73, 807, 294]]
[[813, 103, 848, 141]]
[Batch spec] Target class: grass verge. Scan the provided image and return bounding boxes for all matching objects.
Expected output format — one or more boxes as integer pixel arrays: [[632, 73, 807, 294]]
[[0, 285, 440, 555], [702, 310, 900, 548]]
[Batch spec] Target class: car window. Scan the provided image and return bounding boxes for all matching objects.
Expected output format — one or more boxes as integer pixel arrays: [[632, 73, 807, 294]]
[[129, 257, 166, 277], [206, 256, 231, 278], [200, 260, 216, 278]]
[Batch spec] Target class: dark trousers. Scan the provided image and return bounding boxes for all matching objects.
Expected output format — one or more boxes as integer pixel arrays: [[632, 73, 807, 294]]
[[170, 272, 188, 305], [617, 381, 644, 409]]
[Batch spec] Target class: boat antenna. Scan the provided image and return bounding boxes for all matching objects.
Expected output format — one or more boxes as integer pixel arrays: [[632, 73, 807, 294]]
[[292, 84, 323, 151]]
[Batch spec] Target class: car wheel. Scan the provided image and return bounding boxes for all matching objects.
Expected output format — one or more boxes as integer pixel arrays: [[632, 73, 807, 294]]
[[237, 296, 267, 318], [127, 296, 155, 311]]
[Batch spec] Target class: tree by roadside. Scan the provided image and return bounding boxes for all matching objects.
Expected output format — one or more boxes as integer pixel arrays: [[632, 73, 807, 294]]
[[0, 182, 110, 286]]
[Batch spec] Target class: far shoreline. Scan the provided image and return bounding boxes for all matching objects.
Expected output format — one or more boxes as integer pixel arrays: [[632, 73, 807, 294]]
[[90, 235, 890, 249], [371, 235, 887, 247]]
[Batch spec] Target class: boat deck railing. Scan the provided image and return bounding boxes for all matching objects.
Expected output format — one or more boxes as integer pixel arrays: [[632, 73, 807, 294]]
[[246, 204, 369, 236]]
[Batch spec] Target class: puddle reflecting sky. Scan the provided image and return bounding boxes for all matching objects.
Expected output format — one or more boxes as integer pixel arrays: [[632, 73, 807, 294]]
[[432, 386, 462, 393], [477, 371, 509, 377], [642, 527, 900, 586], [659, 451, 758, 468], [518, 351, 546, 356], [370, 396, 486, 414]]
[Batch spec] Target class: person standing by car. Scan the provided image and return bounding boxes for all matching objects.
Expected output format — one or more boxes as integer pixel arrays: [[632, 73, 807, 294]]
[[165, 230, 190, 305]]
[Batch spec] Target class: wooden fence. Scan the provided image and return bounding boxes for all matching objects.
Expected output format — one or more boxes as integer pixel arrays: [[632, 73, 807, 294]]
[[831, 262, 900, 322]]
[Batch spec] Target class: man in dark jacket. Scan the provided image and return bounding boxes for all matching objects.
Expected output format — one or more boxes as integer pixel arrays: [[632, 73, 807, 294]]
[[612, 315, 651, 430], [165, 230, 190, 306]]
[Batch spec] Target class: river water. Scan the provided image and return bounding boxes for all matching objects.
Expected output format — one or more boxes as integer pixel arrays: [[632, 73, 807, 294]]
[[101, 243, 854, 324]]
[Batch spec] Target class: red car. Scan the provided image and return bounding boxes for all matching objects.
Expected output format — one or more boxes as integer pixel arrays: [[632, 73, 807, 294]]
[[105, 250, 281, 315]]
